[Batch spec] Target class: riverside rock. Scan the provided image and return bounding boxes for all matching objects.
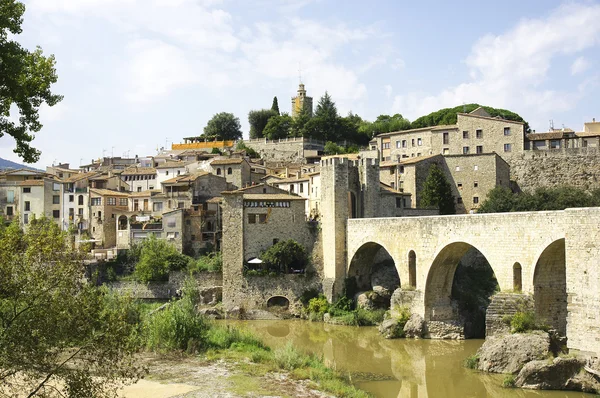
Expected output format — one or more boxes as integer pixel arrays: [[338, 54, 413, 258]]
[[379, 318, 402, 339], [515, 357, 600, 393], [477, 331, 550, 374], [403, 314, 425, 338]]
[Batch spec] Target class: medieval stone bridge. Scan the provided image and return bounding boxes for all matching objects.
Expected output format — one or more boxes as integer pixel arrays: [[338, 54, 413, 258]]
[[346, 207, 600, 355]]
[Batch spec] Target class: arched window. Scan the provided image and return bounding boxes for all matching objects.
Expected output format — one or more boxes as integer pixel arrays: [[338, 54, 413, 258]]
[[216, 168, 221, 175], [408, 250, 417, 288], [227, 167, 233, 175], [513, 262, 522, 292], [78, 195, 84, 205]]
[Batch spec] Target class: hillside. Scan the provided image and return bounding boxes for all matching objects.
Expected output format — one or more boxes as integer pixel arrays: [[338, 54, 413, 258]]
[[410, 104, 530, 133], [0, 157, 41, 172]]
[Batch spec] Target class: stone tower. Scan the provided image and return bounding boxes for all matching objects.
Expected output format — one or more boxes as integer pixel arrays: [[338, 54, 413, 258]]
[[319, 156, 380, 300], [291, 83, 313, 118]]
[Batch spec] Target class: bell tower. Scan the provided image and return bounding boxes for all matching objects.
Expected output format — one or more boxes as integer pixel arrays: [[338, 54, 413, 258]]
[[291, 83, 313, 118]]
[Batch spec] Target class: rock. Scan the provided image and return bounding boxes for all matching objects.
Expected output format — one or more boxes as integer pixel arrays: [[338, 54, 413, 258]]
[[198, 307, 224, 320], [225, 306, 246, 320], [403, 314, 425, 338], [477, 331, 550, 374], [244, 309, 281, 320], [425, 320, 464, 339], [355, 290, 388, 310], [379, 318, 403, 339], [323, 313, 331, 323], [371, 262, 400, 299], [198, 286, 222, 306], [515, 357, 596, 392]]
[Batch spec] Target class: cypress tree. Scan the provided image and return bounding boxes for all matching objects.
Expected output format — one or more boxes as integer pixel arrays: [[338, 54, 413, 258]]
[[271, 96, 280, 115], [419, 164, 456, 214]]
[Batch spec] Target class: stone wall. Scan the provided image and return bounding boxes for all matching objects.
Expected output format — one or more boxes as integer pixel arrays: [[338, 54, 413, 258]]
[[243, 138, 324, 163], [485, 293, 534, 337], [507, 147, 600, 192]]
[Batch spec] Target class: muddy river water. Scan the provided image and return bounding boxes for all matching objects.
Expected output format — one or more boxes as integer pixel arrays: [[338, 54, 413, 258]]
[[227, 320, 592, 398]]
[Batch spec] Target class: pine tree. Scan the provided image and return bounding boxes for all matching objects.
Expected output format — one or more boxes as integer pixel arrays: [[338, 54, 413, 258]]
[[419, 164, 456, 214], [271, 96, 280, 115]]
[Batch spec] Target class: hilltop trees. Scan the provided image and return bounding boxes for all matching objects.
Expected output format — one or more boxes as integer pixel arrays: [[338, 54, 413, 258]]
[[248, 109, 277, 139], [419, 164, 456, 214], [262, 113, 293, 140], [478, 186, 600, 213], [202, 112, 242, 141], [0, 0, 63, 163], [271, 96, 280, 115]]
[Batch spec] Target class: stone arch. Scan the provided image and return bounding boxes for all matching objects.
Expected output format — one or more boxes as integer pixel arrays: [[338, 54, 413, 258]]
[[513, 262, 522, 292], [267, 296, 290, 311], [408, 250, 417, 288], [347, 242, 400, 305], [533, 239, 566, 335], [118, 215, 128, 230], [424, 242, 498, 338]]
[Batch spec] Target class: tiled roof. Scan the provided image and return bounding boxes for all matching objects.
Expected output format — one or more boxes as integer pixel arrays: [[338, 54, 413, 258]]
[[526, 132, 565, 141], [121, 167, 157, 175], [155, 161, 190, 169], [19, 180, 45, 186], [129, 189, 161, 197], [274, 176, 310, 183], [457, 112, 525, 125], [162, 171, 209, 185], [62, 171, 101, 182], [242, 193, 306, 201], [90, 188, 130, 197], [211, 158, 245, 165], [206, 196, 223, 203]]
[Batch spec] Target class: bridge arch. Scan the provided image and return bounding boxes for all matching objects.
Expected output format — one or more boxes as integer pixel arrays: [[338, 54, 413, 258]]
[[347, 242, 400, 303], [267, 296, 290, 311], [533, 238, 566, 335], [424, 241, 499, 338]]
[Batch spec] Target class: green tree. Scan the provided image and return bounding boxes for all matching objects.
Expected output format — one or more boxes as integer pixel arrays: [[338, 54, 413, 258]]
[[291, 106, 311, 137], [419, 164, 456, 214], [271, 96, 280, 115], [262, 113, 293, 140], [0, 1, 63, 163], [478, 186, 600, 213], [236, 140, 259, 158], [476, 186, 516, 213], [303, 92, 340, 142], [248, 109, 277, 139], [202, 112, 242, 141], [261, 239, 308, 274], [0, 217, 143, 397], [134, 234, 189, 282], [323, 141, 345, 155]]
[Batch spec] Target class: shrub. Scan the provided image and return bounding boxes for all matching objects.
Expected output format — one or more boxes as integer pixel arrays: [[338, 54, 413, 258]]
[[273, 343, 311, 371], [329, 296, 353, 316], [189, 252, 222, 273], [502, 374, 516, 388], [261, 239, 307, 274], [510, 311, 536, 333], [464, 354, 479, 369], [134, 235, 190, 282], [392, 306, 411, 337], [355, 308, 386, 326], [307, 295, 329, 315]]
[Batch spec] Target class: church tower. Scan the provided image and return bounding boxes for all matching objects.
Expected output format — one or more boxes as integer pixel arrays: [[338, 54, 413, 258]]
[[291, 83, 313, 118]]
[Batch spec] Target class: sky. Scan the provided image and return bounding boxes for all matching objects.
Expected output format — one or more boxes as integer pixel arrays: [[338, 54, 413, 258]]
[[2, 0, 600, 168]]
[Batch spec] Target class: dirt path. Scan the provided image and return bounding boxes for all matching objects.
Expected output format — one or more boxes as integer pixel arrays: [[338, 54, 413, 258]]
[[119, 355, 334, 398]]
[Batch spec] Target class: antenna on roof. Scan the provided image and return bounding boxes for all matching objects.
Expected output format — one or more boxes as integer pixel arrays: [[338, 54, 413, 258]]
[[549, 119, 554, 131]]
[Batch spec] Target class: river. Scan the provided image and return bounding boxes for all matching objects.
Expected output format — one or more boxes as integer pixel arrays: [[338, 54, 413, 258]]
[[226, 319, 592, 398]]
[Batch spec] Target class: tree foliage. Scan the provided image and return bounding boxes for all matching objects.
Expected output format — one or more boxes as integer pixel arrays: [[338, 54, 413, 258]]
[[358, 114, 411, 138], [410, 104, 530, 133], [134, 234, 189, 282], [248, 109, 277, 139], [0, 1, 63, 163], [262, 113, 293, 140], [261, 239, 308, 274], [202, 112, 242, 141], [236, 140, 259, 158], [323, 141, 358, 155], [0, 217, 143, 397], [271, 96, 280, 115], [477, 186, 600, 213], [419, 164, 456, 214]]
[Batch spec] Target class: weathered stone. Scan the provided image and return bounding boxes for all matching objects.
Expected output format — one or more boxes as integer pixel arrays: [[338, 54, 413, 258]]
[[198, 286, 222, 306], [477, 331, 550, 374], [244, 309, 281, 320], [225, 306, 246, 320], [379, 319, 402, 339], [323, 313, 331, 323], [197, 307, 224, 320], [425, 320, 464, 340], [371, 261, 400, 299], [514, 357, 599, 392], [355, 291, 375, 310], [485, 293, 534, 337], [403, 314, 425, 339]]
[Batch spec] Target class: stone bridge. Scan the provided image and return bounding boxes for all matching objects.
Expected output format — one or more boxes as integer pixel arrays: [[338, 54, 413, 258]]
[[345, 208, 600, 355]]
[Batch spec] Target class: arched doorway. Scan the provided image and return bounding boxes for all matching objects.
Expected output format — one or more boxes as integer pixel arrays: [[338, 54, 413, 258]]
[[118, 215, 128, 230], [424, 242, 498, 338], [533, 239, 566, 335], [267, 296, 290, 314], [348, 242, 400, 308]]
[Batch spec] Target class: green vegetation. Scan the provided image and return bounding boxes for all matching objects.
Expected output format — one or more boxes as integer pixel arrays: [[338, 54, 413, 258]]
[[189, 251, 223, 273], [324, 141, 359, 155], [478, 186, 600, 213], [305, 295, 386, 326], [263, 113, 294, 139], [502, 311, 548, 333], [201, 112, 243, 141], [391, 306, 411, 338], [359, 113, 411, 138], [0, 0, 63, 163], [259, 239, 308, 274], [235, 140, 259, 158], [419, 163, 456, 214], [271, 96, 280, 115], [133, 234, 190, 282], [410, 103, 529, 133], [502, 374, 516, 388], [248, 108, 278, 138], [464, 354, 480, 370], [0, 217, 143, 397]]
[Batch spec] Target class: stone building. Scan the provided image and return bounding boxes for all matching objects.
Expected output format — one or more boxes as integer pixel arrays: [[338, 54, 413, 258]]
[[210, 158, 251, 189], [524, 120, 600, 151], [369, 107, 526, 162], [17, 178, 62, 228], [120, 166, 158, 192], [89, 188, 130, 247], [291, 83, 313, 118]]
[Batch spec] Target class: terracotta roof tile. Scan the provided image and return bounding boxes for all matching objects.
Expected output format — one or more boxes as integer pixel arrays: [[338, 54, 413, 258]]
[[210, 158, 246, 165]]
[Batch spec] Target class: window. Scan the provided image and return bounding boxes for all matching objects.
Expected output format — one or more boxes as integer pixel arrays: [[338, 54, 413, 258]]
[[463, 131, 469, 139], [53, 210, 60, 218], [24, 214, 28, 224], [248, 214, 256, 224], [473, 196, 479, 204], [167, 220, 176, 228], [119, 198, 128, 206], [177, 170, 181, 175], [463, 147, 470, 154], [402, 140, 407, 148], [216, 168, 221, 175], [24, 201, 31, 211], [6, 206, 13, 216], [290, 185, 295, 193], [396, 141, 402, 148], [52, 195, 60, 204], [98, 211, 102, 219], [78, 195, 84, 205], [91, 197, 101, 206], [69, 195, 74, 202], [443, 148, 449, 155], [457, 183, 463, 189], [399, 166, 405, 174], [7, 190, 14, 203], [417, 153, 421, 157], [53, 182, 60, 191], [23, 187, 31, 193], [455, 166, 460, 172], [390, 182, 395, 188], [137, 187, 142, 192], [149, 186, 154, 190], [177, 202, 184, 209], [411, 139, 415, 147], [504, 127, 511, 136], [227, 167, 233, 175], [166, 170, 169, 176], [390, 168, 395, 175], [107, 197, 116, 206], [300, 183, 304, 193], [474, 181, 479, 188], [259, 214, 267, 224], [78, 208, 83, 215], [382, 142, 390, 149], [396, 197, 402, 208], [457, 197, 463, 204], [476, 129, 483, 138], [153, 202, 163, 212], [474, 165, 479, 171], [443, 132, 449, 145], [370, 145, 376, 150], [417, 138, 422, 146], [476, 145, 483, 154], [504, 143, 512, 152], [399, 180, 404, 191]]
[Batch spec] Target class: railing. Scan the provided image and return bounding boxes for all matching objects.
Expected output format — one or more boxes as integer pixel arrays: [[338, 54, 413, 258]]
[[75, 187, 88, 193]]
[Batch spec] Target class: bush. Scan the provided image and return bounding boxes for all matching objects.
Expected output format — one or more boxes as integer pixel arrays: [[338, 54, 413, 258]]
[[273, 343, 311, 371], [464, 354, 479, 369], [329, 296, 353, 316], [261, 239, 307, 274], [502, 374, 516, 388], [134, 235, 190, 282], [509, 311, 537, 333], [307, 295, 329, 315], [189, 252, 222, 273], [355, 308, 386, 326]]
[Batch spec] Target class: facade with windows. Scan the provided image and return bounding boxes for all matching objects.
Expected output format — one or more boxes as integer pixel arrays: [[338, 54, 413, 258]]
[[121, 166, 157, 192], [210, 157, 251, 189]]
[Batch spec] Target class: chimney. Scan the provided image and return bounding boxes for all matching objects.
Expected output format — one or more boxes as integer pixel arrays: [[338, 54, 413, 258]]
[[594, 118, 596, 123]]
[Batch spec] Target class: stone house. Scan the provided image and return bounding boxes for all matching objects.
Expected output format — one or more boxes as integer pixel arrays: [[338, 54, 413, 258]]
[[525, 120, 600, 150], [120, 166, 158, 192], [17, 178, 63, 228], [156, 160, 194, 187], [210, 158, 251, 189], [89, 188, 130, 247], [60, 171, 102, 232], [0, 168, 48, 222]]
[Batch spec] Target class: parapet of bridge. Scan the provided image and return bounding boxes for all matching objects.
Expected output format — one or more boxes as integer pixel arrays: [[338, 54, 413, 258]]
[[344, 207, 600, 355]]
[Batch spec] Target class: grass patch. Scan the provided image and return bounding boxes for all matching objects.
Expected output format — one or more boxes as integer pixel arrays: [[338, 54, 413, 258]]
[[502, 374, 516, 388], [227, 374, 276, 396], [464, 354, 479, 369], [503, 311, 549, 333]]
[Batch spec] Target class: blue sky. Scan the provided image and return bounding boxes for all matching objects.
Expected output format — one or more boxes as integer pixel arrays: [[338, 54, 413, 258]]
[[2, 0, 599, 168]]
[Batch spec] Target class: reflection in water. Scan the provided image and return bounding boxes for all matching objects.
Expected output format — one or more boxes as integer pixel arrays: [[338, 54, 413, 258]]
[[225, 320, 592, 398]]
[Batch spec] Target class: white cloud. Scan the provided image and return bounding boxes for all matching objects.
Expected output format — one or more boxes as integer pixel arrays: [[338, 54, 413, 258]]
[[384, 85, 392, 98], [391, 2, 600, 129], [571, 56, 590, 75]]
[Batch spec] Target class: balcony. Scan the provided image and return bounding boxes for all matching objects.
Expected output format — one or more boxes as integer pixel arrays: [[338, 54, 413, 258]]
[[75, 187, 88, 193]]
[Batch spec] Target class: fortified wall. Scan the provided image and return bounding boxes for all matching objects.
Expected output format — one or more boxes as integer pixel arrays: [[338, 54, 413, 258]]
[[242, 137, 324, 163], [507, 147, 600, 192]]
